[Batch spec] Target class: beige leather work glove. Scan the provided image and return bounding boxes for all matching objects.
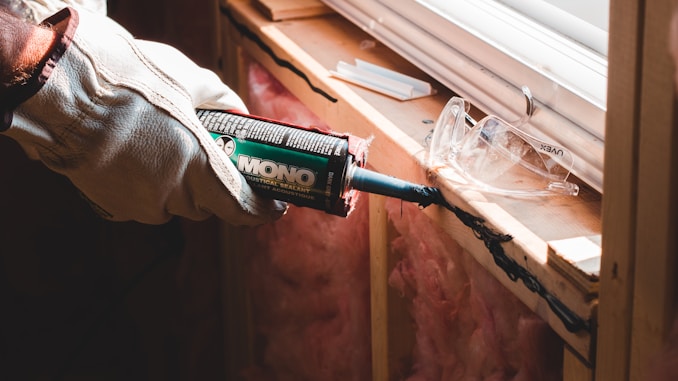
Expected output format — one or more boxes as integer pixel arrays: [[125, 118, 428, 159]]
[[2, 7, 287, 225]]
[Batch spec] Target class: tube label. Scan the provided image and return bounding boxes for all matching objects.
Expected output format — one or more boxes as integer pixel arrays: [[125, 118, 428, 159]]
[[197, 109, 352, 216]]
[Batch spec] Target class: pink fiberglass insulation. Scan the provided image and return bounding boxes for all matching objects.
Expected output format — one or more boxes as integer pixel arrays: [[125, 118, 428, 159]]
[[385, 198, 563, 381], [241, 203, 372, 381], [240, 59, 373, 381], [242, 58, 563, 381]]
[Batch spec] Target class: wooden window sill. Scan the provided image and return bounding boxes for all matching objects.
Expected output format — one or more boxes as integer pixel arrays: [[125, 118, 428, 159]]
[[223, 0, 601, 365]]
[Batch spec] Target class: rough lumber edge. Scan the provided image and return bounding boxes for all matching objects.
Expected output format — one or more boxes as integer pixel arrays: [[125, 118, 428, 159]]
[[547, 235, 601, 298]]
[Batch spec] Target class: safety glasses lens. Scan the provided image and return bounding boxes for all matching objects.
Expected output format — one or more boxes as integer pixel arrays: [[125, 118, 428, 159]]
[[428, 97, 579, 196]]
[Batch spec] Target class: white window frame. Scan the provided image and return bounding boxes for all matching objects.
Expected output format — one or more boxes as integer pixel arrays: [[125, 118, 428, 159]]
[[321, 0, 607, 193]]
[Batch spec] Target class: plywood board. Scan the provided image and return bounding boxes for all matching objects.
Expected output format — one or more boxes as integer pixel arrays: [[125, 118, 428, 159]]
[[253, 0, 334, 21]]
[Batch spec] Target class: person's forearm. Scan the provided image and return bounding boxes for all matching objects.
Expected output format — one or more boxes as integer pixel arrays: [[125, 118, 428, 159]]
[[0, 9, 56, 94]]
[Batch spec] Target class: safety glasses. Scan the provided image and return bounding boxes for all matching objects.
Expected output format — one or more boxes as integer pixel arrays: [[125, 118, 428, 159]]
[[428, 97, 579, 197]]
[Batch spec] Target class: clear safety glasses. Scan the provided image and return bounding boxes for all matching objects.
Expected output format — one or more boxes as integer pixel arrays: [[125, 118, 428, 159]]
[[428, 97, 579, 197]]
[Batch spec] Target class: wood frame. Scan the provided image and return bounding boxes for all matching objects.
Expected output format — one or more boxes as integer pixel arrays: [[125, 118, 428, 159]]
[[598, 1, 678, 380], [216, 1, 678, 380]]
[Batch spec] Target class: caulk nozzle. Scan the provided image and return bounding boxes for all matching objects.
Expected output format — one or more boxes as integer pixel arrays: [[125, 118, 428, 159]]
[[348, 167, 444, 208]]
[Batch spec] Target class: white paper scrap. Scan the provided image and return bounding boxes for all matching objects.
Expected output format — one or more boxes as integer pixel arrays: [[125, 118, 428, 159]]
[[330, 59, 435, 100]]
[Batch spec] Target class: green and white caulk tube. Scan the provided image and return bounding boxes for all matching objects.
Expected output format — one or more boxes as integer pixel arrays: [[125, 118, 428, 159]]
[[197, 109, 440, 217]]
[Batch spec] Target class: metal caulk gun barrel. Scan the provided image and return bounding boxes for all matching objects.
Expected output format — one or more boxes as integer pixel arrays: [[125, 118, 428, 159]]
[[197, 109, 440, 217]]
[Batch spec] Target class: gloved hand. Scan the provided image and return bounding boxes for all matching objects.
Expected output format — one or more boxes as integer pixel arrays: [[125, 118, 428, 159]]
[[2, 7, 287, 225]]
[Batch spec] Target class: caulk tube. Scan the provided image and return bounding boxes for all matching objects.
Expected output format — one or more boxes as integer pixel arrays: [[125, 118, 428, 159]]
[[197, 109, 367, 217]]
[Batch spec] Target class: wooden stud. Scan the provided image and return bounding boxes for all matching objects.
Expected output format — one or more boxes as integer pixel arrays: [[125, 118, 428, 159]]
[[630, 0, 678, 379], [596, 0, 644, 379], [370, 193, 389, 381], [219, 225, 255, 379], [564, 346, 594, 381]]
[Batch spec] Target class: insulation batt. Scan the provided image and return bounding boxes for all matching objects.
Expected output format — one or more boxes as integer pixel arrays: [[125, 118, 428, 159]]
[[241, 59, 563, 381], [241, 60, 372, 381], [385, 198, 562, 381]]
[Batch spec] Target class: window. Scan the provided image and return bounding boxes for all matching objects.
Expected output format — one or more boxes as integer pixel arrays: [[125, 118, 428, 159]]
[[320, 0, 608, 192]]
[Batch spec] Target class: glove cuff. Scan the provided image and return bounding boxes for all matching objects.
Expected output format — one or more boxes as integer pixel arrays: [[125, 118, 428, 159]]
[[1, 7, 78, 131]]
